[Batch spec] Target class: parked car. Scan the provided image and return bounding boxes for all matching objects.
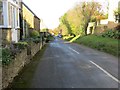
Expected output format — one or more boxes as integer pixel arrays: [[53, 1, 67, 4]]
[[57, 34, 62, 38]]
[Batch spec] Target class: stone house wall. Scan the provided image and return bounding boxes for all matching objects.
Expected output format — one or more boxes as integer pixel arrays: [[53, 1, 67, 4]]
[[34, 16, 40, 31], [1, 28, 20, 46], [1, 28, 12, 46]]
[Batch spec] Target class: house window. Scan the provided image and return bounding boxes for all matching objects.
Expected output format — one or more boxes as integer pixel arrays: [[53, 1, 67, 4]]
[[16, 8, 19, 27], [8, 3, 19, 28], [8, 3, 12, 26], [11, 6, 16, 28], [0, 1, 3, 25]]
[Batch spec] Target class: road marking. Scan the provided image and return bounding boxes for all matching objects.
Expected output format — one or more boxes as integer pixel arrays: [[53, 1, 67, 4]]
[[90, 61, 120, 83], [69, 47, 79, 54]]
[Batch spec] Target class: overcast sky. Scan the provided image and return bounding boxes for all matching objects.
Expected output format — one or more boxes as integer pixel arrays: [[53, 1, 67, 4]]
[[22, 0, 119, 29]]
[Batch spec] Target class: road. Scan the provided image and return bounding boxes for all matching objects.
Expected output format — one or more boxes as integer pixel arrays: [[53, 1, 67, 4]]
[[31, 37, 119, 88]]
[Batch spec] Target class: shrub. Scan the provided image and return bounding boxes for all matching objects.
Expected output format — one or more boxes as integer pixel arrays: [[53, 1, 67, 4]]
[[46, 35, 54, 42], [2, 48, 14, 65], [32, 38, 41, 43], [14, 42, 28, 49], [30, 30, 40, 38], [101, 30, 120, 39]]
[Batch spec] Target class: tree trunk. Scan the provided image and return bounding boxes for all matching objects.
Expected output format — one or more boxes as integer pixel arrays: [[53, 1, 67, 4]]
[[84, 23, 88, 35]]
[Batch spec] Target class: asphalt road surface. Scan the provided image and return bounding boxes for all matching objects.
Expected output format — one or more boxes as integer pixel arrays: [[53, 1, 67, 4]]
[[31, 37, 119, 88]]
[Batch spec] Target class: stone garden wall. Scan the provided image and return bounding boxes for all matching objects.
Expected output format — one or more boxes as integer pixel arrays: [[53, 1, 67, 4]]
[[2, 42, 44, 89]]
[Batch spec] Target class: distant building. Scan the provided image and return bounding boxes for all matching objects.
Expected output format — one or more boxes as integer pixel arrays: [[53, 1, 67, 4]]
[[97, 0, 120, 30], [87, 22, 96, 35], [98, 0, 120, 25], [108, 0, 119, 23], [40, 19, 48, 30]]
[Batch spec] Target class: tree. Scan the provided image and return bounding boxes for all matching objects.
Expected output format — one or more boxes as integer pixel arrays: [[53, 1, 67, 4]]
[[59, 13, 72, 35], [75, 1, 102, 35], [58, 1, 103, 36], [114, 7, 120, 23], [41, 28, 49, 32]]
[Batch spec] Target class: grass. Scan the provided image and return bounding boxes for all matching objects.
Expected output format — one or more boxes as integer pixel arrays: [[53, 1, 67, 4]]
[[70, 35, 119, 56], [6, 45, 47, 89], [70, 35, 81, 42], [62, 35, 74, 41]]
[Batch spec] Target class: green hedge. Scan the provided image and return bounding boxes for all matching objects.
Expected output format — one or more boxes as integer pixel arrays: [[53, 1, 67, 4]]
[[46, 35, 54, 42], [73, 35, 119, 56]]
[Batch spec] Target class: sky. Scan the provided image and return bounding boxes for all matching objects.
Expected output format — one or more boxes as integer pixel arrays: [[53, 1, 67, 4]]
[[23, 0, 80, 29], [22, 0, 119, 29]]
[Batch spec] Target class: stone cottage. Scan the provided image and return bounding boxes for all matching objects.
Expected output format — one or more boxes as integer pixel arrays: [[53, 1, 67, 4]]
[[0, 0, 20, 45], [19, 2, 40, 40]]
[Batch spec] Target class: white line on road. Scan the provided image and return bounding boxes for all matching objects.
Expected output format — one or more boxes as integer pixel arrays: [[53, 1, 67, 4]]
[[69, 47, 80, 54], [90, 60, 120, 83]]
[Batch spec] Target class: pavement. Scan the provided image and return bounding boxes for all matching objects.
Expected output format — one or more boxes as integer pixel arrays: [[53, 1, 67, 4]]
[[31, 36, 119, 88]]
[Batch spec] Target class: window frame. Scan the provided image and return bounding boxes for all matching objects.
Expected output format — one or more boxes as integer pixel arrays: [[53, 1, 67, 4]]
[[0, 0, 20, 28], [0, 0, 4, 26]]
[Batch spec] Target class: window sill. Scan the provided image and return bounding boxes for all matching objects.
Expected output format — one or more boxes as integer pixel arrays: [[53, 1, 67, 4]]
[[0, 26, 20, 29]]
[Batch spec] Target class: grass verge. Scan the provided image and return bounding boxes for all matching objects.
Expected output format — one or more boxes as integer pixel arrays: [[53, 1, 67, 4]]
[[72, 35, 119, 56], [6, 45, 47, 89]]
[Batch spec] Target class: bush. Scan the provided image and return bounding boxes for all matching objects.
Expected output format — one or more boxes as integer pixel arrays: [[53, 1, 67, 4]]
[[101, 29, 120, 39], [2, 48, 14, 65], [14, 42, 28, 49], [32, 37, 41, 43], [30, 30, 40, 38], [46, 35, 54, 42]]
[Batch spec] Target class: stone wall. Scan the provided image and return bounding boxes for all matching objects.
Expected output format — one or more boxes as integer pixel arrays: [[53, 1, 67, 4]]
[[95, 22, 119, 34], [2, 48, 28, 89], [94, 25, 107, 34], [107, 21, 119, 29], [0, 29, 2, 46], [31, 42, 40, 57], [2, 42, 44, 89]]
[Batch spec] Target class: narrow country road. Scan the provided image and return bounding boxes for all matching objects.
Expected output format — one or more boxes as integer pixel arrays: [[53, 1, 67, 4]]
[[31, 37, 119, 88]]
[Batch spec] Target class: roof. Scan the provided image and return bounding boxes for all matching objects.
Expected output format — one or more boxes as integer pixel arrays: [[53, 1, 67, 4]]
[[22, 2, 40, 20]]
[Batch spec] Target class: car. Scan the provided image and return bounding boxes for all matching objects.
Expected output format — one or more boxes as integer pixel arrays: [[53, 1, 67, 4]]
[[57, 34, 62, 38]]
